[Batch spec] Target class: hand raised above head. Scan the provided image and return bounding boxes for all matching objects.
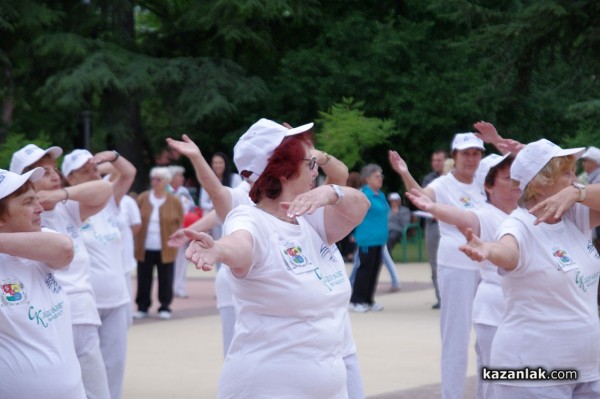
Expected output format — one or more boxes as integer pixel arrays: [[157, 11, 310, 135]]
[[166, 134, 202, 159], [388, 150, 408, 175]]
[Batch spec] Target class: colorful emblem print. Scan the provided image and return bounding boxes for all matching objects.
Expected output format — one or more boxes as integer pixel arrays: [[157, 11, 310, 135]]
[[284, 245, 306, 269], [552, 248, 574, 267], [459, 196, 474, 208], [2, 281, 26, 305]]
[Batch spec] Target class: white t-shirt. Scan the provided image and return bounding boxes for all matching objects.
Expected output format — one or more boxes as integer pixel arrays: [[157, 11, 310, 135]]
[[0, 243, 85, 398], [472, 203, 507, 326], [118, 194, 142, 273], [173, 185, 195, 213], [199, 173, 243, 213], [218, 205, 351, 399], [215, 182, 252, 310], [144, 192, 165, 250], [80, 197, 129, 309], [427, 172, 488, 269], [41, 201, 101, 326], [491, 205, 600, 386]]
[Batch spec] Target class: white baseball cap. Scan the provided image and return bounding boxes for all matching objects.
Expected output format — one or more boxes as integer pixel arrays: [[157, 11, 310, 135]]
[[0, 167, 44, 200], [61, 149, 94, 176], [233, 118, 314, 183], [387, 192, 401, 201], [451, 133, 485, 152], [581, 146, 600, 166], [10, 144, 63, 174], [510, 139, 585, 191], [475, 153, 511, 193]]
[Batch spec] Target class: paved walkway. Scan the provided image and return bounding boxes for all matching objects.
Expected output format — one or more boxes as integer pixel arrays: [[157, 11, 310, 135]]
[[123, 262, 478, 398]]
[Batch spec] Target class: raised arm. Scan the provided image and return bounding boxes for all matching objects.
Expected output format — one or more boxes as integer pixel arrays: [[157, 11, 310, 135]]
[[312, 148, 349, 186], [473, 121, 524, 155], [405, 188, 480, 235], [184, 229, 253, 277], [93, 150, 136, 205], [0, 231, 74, 269], [283, 184, 370, 244], [36, 179, 112, 220], [167, 135, 232, 220], [459, 228, 519, 270], [530, 183, 600, 228], [388, 150, 435, 201]]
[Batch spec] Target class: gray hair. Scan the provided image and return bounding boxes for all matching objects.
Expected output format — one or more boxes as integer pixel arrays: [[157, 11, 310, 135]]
[[149, 166, 173, 183], [168, 165, 185, 176], [360, 163, 382, 181]]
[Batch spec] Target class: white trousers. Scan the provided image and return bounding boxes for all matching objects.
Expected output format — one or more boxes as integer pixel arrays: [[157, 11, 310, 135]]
[[98, 304, 130, 399], [73, 324, 111, 399], [438, 265, 481, 399], [474, 323, 497, 399], [173, 245, 189, 296]]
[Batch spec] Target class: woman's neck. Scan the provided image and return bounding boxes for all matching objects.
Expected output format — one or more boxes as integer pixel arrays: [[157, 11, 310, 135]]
[[451, 169, 473, 184], [257, 198, 298, 224]]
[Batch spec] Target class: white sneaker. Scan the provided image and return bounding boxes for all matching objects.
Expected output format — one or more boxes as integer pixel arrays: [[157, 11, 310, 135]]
[[369, 303, 384, 312], [349, 303, 369, 313], [132, 310, 148, 320], [158, 310, 172, 320]]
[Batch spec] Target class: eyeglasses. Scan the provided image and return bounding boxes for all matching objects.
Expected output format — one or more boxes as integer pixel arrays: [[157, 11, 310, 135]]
[[151, 176, 163, 182], [372, 173, 384, 179], [304, 157, 317, 171]]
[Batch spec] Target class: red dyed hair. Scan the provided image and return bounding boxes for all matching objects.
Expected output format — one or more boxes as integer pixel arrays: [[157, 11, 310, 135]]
[[249, 132, 313, 202]]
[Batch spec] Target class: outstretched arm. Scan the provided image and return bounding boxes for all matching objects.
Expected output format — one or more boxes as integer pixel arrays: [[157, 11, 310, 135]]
[[184, 229, 253, 278], [168, 209, 220, 248], [459, 228, 519, 270], [0, 231, 74, 269], [167, 135, 232, 221], [405, 188, 480, 235], [388, 150, 435, 201]]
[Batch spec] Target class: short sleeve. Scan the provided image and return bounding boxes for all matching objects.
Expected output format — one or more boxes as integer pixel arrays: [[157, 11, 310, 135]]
[[223, 205, 268, 275], [301, 207, 326, 243], [565, 203, 590, 234], [496, 216, 528, 273]]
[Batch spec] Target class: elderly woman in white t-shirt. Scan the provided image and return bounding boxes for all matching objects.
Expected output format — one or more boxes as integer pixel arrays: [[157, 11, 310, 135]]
[[461, 139, 600, 398], [184, 118, 369, 399], [133, 167, 183, 320]]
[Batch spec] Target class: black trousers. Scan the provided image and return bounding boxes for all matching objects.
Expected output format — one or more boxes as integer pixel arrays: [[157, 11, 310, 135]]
[[136, 250, 174, 312], [350, 245, 383, 306]]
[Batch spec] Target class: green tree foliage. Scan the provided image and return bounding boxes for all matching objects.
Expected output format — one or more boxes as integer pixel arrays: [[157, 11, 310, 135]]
[[0, 0, 597, 192], [316, 98, 396, 170]]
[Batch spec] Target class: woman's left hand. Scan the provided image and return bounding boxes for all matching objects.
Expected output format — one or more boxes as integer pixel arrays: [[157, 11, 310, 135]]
[[184, 230, 219, 271], [529, 186, 578, 225], [282, 185, 337, 218]]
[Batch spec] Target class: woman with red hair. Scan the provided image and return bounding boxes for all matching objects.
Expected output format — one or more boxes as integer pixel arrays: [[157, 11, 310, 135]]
[[185, 118, 370, 399]]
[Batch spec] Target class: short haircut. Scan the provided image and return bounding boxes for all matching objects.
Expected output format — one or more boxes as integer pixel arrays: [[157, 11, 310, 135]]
[[360, 164, 382, 181], [149, 166, 173, 183], [518, 155, 576, 207], [0, 181, 34, 220]]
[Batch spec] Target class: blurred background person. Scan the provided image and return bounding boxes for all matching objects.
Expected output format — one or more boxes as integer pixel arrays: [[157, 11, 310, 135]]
[[349, 163, 389, 312], [133, 167, 183, 320], [386, 192, 411, 254], [168, 165, 196, 298], [421, 149, 448, 309]]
